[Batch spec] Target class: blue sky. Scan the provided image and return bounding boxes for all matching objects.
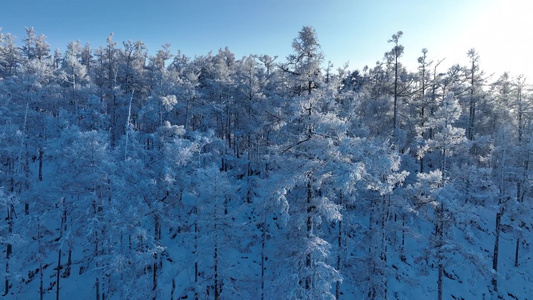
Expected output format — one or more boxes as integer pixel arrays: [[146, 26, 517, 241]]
[[1, 0, 531, 78]]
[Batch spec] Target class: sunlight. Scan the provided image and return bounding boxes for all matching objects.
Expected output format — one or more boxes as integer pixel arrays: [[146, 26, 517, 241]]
[[459, 0, 533, 78]]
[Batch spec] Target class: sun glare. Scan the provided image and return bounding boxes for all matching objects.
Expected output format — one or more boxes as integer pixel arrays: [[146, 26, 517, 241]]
[[460, 0, 533, 78]]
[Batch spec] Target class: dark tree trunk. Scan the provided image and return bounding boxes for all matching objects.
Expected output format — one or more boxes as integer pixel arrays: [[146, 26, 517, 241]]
[[170, 279, 176, 300], [38, 220, 44, 300], [152, 253, 157, 300], [514, 238, 520, 267], [305, 178, 313, 291], [467, 56, 476, 141], [4, 204, 13, 297], [214, 227, 219, 300], [40, 261, 44, 300], [492, 208, 502, 292], [436, 202, 444, 300], [194, 205, 199, 300], [38, 148, 43, 181], [336, 217, 342, 300], [56, 249, 62, 300], [63, 249, 72, 278], [153, 215, 160, 299], [437, 262, 443, 300], [381, 195, 389, 300], [261, 213, 266, 300], [95, 277, 100, 300], [393, 53, 399, 136]]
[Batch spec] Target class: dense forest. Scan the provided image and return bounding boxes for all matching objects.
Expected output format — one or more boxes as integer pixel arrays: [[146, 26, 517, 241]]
[[0, 26, 531, 299]]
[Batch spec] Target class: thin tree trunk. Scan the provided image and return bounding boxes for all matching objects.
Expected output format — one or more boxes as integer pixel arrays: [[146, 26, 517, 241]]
[[63, 196, 71, 278], [261, 212, 266, 300], [381, 195, 389, 300], [514, 112, 529, 268], [492, 208, 502, 292], [437, 202, 444, 300], [515, 168, 527, 267], [56, 249, 62, 300], [401, 217, 406, 262], [95, 277, 100, 300], [3, 203, 13, 296], [437, 262, 443, 300], [467, 57, 476, 141], [38, 219, 44, 300], [336, 216, 342, 300], [214, 222, 219, 300], [153, 215, 160, 300], [213, 174, 221, 300], [24, 147, 30, 214], [40, 261, 44, 300], [305, 177, 312, 291], [393, 53, 399, 136], [514, 238, 520, 267], [56, 202, 65, 300], [170, 279, 176, 300], [38, 148, 43, 181], [63, 249, 72, 278], [94, 197, 100, 300], [18, 103, 29, 214], [152, 253, 157, 300], [124, 90, 134, 160], [194, 205, 199, 300], [368, 198, 376, 300]]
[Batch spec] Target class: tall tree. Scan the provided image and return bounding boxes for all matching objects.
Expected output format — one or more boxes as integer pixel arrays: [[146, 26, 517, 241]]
[[0, 33, 22, 78], [465, 49, 484, 141], [386, 31, 404, 137]]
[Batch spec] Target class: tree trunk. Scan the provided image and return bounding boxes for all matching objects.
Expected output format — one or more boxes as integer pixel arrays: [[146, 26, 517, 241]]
[[305, 178, 312, 291], [38, 148, 43, 181], [514, 238, 520, 267], [437, 262, 443, 300], [63, 249, 72, 278], [514, 112, 529, 267], [38, 219, 44, 300], [214, 226, 219, 300], [153, 215, 160, 299], [17, 103, 29, 214], [467, 57, 476, 141], [492, 208, 502, 292], [336, 217, 342, 300], [368, 199, 376, 299], [436, 202, 444, 300], [401, 217, 406, 262], [95, 277, 100, 300], [381, 195, 389, 300], [94, 197, 100, 300], [213, 175, 221, 300], [261, 213, 266, 300], [24, 146, 30, 215], [393, 53, 399, 136], [152, 253, 157, 300], [40, 261, 44, 300], [3, 204, 13, 297], [170, 279, 176, 300], [194, 205, 199, 300], [56, 249, 62, 300]]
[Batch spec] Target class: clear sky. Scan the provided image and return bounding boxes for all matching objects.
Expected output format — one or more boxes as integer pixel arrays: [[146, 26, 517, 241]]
[[1, 0, 531, 79]]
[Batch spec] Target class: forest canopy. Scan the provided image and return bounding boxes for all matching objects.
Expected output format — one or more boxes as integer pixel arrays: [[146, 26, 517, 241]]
[[0, 26, 532, 299]]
